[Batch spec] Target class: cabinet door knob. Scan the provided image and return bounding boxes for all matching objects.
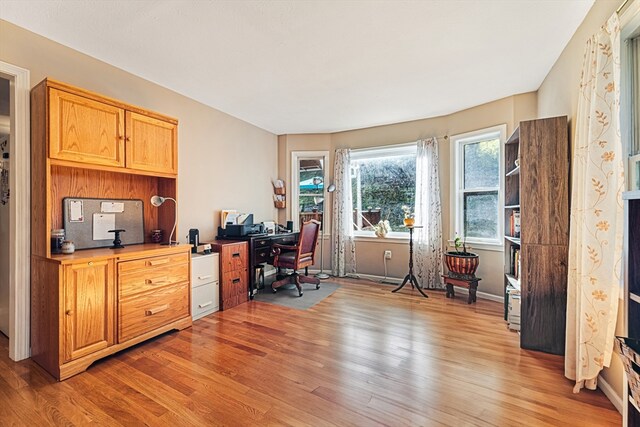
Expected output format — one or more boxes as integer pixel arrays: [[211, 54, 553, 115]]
[[118, 135, 124, 140], [65, 309, 73, 316], [88, 261, 93, 266]]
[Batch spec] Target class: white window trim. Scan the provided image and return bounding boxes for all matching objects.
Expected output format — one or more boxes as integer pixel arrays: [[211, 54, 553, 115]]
[[450, 124, 506, 251], [351, 143, 417, 238], [291, 150, 329, 231], [621, 3, 640, 190]]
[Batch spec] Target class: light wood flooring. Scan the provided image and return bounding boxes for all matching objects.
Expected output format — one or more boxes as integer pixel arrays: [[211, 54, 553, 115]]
[[0, 279, 620, 426]]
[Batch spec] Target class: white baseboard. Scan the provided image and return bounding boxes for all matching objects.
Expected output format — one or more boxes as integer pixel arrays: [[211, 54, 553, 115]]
[[266, 269, 505, 302], [598, 374, 623, 414]]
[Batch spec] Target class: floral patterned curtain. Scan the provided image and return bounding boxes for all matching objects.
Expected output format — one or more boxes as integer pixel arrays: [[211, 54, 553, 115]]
[[331, 149, 356, 277], [566, 13, 624, 393], [414, 138, 444, 289]]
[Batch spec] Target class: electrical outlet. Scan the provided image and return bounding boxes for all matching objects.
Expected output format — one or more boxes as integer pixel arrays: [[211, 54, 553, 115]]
[[384, 250, 392, 260]]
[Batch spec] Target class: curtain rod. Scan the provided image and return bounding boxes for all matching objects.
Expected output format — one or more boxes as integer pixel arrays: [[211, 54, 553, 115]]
[[617, 0, 629, 14], [346, 135, 449, 153]]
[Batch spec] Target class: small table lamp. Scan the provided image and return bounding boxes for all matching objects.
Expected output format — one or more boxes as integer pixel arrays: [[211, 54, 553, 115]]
[[150, 195, 178, 245]]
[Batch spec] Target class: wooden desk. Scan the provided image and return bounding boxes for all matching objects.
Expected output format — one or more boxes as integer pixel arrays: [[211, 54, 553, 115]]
[[442, 275, 481, 304], [217, 231, 299, 299]]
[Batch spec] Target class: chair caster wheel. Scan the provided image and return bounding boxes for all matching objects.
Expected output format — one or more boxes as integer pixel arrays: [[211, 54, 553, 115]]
[[272, 288, 277, 293], [298, 292, 303, 297], [316, 284, 320, 289]]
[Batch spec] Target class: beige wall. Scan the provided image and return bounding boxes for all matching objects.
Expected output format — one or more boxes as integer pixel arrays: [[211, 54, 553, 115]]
[[0, 20, 278, 244], [537, 0, 624, 408], [281, 92, 538, 297]]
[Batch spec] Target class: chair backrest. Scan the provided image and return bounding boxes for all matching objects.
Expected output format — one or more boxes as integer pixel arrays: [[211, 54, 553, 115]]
[[297, 220, 321, 262]]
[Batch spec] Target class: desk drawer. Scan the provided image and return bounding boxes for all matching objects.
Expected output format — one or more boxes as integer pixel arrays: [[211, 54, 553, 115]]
[[271, 235, 297, 246], [220, 243, 247, 272], [254, 238, 271, 249], [118, 282, 189, 342], [191, 253, 219, 288], [254, 247, 271, 264], [119, 263, 189, 299], [118, 253, 189, 274]]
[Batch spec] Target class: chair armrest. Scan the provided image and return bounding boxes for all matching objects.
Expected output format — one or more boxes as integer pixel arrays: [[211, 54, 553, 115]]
[[271, 243, 298, 256]]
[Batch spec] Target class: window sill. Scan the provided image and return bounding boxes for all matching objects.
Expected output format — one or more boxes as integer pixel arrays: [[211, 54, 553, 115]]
[[446, 239, 504, 252], [353, 233, 410, 243]]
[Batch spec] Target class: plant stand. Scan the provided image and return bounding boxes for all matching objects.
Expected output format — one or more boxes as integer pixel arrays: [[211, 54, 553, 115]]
[[442, 273, 481, 304], [392, 226, 428, 298]]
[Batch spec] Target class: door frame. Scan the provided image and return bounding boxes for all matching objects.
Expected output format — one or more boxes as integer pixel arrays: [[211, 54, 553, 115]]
[[0, 61, 30, 361]]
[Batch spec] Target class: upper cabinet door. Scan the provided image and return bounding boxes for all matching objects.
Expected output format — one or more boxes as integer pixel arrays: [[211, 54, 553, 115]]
[[49, 88, 125, 167], [125, 111, 177, 175]]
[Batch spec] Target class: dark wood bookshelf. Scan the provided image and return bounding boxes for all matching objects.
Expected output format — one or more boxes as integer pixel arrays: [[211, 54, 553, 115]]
[[503, 116, 569, 355]]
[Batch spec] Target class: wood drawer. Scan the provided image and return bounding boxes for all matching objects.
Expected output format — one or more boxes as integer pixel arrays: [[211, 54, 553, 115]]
[[118, 283, 189, 342], [220, 243, 247, 273], [254, 247, 271, 264], [192, 281, 219, 320], [271, 235, 297, 246], [220, 269, 248, 310], [118, 253, 189, 274], [191, 253, 219, 288], [119, 262, 189, 299]]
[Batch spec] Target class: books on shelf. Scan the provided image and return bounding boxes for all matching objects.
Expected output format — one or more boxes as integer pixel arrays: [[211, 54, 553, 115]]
[[509, 210, 521, 238], [509, 245, 521, 280]]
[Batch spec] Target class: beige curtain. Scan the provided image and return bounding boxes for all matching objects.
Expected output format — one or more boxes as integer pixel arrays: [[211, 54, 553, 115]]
[[414, 138, 444, 289], [331, 149, 356, 277], [566, 14, 624, 393]]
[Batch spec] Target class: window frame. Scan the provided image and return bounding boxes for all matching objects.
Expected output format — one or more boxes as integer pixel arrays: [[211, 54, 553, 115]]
[[450, 124, 506, 251], [350, 143, 417, 239], [621, 6, 640, 191]]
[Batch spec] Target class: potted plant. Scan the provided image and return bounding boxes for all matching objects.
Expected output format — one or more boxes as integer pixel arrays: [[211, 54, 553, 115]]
[[444, 233, 479, 276]]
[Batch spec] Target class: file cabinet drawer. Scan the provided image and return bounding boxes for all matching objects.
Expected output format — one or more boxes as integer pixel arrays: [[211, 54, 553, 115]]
[[191, 253, 219, 288], [220, 243, 247, 272], [118, 282, 189, 342], [192, 281, 219, 320]]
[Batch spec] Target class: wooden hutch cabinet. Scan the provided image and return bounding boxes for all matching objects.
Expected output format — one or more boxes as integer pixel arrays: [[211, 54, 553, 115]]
[[30, 79, 190, 380]]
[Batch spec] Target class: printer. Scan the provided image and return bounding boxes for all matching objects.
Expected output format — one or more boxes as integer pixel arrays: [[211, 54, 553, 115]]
[[218, 214, 264, 237]]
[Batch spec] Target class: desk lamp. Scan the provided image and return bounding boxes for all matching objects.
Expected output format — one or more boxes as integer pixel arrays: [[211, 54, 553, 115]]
[[316, 183, 335, 279], [150, 195, 178, 245]]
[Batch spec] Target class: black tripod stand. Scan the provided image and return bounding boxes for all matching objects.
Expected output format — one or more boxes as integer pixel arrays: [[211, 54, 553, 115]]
[[392, 225, 428, 298]]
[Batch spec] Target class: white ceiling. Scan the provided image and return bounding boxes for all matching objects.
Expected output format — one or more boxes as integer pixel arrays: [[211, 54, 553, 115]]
[[0, 0, 594, 135]]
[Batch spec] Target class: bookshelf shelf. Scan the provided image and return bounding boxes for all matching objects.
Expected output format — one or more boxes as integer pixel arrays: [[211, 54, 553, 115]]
[[503, 116, 569, 355]]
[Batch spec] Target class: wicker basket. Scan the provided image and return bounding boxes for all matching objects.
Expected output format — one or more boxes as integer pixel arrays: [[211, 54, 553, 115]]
[[615, 336, 640, 409]]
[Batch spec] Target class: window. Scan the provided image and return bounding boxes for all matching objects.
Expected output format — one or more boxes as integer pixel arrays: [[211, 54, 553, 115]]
[[624, 32, 640, 189], [350, 144, 416, 236], [451, 125, 505, 248], [291, 151, 329, 230]]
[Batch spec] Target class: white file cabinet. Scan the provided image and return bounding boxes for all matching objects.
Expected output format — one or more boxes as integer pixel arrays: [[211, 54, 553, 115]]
[[191, 253, 220, 320]]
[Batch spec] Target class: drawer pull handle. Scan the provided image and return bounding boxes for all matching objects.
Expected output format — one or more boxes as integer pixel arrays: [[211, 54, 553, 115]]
[[232, 278, 241, 284], [145, 278, 170, 285], [197, 275, 212, 280], [198, 301, 213, 308], [148, 259, 169, 266], [232, 253, 241, 258], [145, 304, 169, 316]]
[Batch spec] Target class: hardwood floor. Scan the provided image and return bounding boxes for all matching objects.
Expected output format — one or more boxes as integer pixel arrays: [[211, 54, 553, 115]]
[[1, 279, 620, 426]]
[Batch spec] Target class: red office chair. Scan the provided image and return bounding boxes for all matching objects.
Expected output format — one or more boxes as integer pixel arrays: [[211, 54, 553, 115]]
[[271, 220, 321, 297]]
